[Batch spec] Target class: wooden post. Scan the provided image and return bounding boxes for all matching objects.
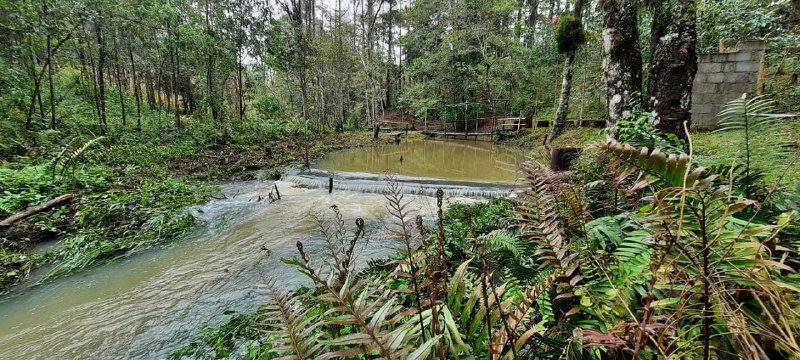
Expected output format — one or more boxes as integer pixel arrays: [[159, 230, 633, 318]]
[[328, 177, 333, 193], [463, 103, 468, 137], [424, 108, 428, 133]]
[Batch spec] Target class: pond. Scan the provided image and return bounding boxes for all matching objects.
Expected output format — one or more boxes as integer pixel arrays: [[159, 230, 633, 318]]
[[315, 138, 525, 184]]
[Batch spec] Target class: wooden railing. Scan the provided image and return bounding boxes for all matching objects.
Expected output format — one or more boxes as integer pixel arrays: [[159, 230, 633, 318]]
[[421, 116, 528, 137]]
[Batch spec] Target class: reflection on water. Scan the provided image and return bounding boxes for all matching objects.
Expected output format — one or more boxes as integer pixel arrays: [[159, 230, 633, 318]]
[[315, 138, 525, 184]]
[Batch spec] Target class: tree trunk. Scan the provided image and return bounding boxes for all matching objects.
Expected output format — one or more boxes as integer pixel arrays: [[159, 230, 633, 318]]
[[127, 42, 142, 129], [601, 0, 642, 126], [205, 0, 218, 121], [113, 35, 127, 126], [170, 21, 180, 129], [44, 0, 56, 129], [551, 0, 584, 141], [94, 15, 107, 131], [526, 0, 538, 46], [237, 43, 244, 122], [25, 73, 43, 129], [83, 29, 102, 126], [385, 0, 393, 109], [648, 0, 697, 139]]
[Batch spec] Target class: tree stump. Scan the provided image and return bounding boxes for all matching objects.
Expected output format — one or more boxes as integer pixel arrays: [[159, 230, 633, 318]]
[[550, 148, 580, 172]]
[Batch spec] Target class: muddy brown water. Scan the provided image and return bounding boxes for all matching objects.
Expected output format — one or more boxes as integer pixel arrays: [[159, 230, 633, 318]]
[[0, 139, 525, 359], [315, 138, 524, 184]]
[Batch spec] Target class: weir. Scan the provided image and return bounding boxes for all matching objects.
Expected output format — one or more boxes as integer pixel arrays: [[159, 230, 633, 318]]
[[286, 170, 516, 198]]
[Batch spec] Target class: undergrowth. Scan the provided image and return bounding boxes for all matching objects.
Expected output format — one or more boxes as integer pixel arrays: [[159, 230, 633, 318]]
[[170, 122, 800, 359], [0, 82, 377, 292]]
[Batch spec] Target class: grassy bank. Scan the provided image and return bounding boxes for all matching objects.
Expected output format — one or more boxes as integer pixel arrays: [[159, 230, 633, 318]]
[[0, 115, 381, 293], [501, 121, 800, 184]]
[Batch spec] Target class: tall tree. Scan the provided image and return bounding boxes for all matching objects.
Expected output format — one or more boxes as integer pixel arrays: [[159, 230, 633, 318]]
[[551, 0, 585, 141], [126, 37, 142, 129], [648, 0, 697, 138], [43, 0, 57, 129], [205, 0, 219, 121], [94, 11, 108, 131], [525, 0, 538, 46], [113, 32, 127, 126], [385, 0, 394, 109], [600, 0, 642, 126]]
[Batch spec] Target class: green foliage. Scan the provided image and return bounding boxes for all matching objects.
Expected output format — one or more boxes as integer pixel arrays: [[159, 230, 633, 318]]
[[42, 178, 209, 281], [171, 137, 800, 359], [252, 92, 285, 120], [168, 311, 267, 360], [442, 199, 514, 261], [593, 139, 715, 188], [555, 15, 586, 54], [0, 164, 107, 217], [605, 108, 685, 153], [716, 94, 797, 186]]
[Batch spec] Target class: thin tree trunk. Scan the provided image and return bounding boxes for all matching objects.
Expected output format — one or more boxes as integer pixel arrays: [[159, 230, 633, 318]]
[[205, 0, 218, 121], [237, 43, 244, 122], [37, 72, 45, 120], [127, 42, 142, 129], [94, 14, 107, 131], [385, 0, 393, 109], [77, 35, 97, 124], [526, 0, 538, 46], [113, 35, 127, 126], [83, 28, 103, 126], [169, 20, 180, 128], [551, 0, 584, 141], [44, 0, 56, 129]]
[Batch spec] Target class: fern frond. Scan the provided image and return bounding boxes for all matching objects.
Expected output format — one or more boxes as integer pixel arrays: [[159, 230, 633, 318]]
[[490, 271, 559, 358], [59, 136, 105, 176], [258, 281, 326, 359], [716, 94, 795, 131], [593, 139, 715, 188]]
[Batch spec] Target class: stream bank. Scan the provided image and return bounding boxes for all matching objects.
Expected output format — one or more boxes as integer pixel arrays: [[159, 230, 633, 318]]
[[0, 131, 387, 294], [0, 137, 524, 359]]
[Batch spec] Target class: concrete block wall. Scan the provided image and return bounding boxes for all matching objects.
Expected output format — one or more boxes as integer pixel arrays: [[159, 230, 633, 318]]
[[691, 40, 766, 129]]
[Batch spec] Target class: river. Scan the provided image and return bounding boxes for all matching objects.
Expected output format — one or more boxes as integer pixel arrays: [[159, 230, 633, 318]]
[[0, 138, 525, 359]]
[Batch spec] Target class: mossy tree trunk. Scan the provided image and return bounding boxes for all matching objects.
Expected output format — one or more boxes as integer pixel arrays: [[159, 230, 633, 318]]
[[600, 0, 642, 126], [647, 0, 697, 139]]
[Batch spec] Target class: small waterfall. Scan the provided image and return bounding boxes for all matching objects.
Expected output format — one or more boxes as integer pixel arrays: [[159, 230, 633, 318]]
[[285, 170, 517, 198]]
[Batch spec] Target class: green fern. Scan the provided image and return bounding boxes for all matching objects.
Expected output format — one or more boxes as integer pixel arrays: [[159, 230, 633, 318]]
[[48, 136, 105, 182], [715, 94, 796, 197], [257, 281, 326, 359], [593, 139, 715, 188]]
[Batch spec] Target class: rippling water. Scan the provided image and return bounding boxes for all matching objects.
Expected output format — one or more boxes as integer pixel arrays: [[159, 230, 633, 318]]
[[0, 138, 520, 359]]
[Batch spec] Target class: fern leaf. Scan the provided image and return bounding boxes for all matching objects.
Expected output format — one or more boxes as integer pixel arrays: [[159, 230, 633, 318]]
[[593, 139, 715, 188], [490, 271, 558, 358], [258, 281, 326, 360]]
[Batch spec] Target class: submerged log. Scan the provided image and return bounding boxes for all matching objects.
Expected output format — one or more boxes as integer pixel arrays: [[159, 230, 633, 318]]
[[0, 194, 73, 228]]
